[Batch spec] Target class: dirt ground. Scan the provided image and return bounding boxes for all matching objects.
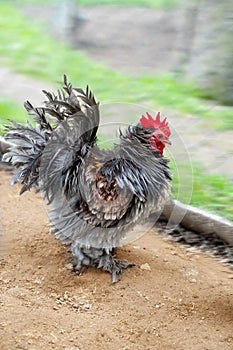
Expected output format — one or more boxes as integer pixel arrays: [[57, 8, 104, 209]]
[[1, 170, 233, 350], [1, 4, 233, 350]]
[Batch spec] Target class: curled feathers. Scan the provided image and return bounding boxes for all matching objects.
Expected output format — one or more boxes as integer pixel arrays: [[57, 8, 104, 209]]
[[3, 76, 100, 196], [3, 76, 171, 254], [26, 75, 100, 131]]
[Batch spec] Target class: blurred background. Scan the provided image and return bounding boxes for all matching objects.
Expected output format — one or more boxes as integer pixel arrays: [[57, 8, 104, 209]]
[[0, 0, 232, 219]]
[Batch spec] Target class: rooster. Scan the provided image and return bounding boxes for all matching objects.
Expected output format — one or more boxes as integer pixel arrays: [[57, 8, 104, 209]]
[[3, 76, 171, 282]]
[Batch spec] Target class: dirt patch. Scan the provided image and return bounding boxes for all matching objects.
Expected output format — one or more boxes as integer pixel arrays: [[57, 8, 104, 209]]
[[1, 171, 233, 350]]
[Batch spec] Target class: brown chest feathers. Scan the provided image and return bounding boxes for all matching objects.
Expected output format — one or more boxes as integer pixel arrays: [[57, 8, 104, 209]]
[[96, 175, 118, 202]]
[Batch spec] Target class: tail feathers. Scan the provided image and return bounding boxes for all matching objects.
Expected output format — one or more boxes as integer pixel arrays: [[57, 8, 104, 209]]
[[4, 120, 48, 147], [3, 76, 100, 195], [24, 101, 53, 130], [10, 152, 42, 194], [3, 121, 47, 193], [24, 75, 99, 136]]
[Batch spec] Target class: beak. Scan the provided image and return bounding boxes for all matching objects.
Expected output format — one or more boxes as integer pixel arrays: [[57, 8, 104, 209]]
[[164, 140, 172, 145]]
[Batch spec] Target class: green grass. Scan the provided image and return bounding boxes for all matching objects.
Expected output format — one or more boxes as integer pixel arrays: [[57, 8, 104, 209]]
[[0, 4, 232, 130], [171, 162, 233, 220], [11, 0, 183, 8], [77, 0, 183, 7], [0, 98, 26, 134], [190, 169, 233, 220]]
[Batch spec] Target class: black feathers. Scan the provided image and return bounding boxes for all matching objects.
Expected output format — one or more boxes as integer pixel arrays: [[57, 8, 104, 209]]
[[3, 75, 99, 196], [3, 76, 172, 281]]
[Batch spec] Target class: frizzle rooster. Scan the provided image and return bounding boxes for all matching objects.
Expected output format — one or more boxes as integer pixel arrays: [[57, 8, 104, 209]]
[[3, 76, 171, 282]]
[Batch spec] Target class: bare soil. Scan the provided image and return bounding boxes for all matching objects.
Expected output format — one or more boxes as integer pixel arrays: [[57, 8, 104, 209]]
[[1, 171, 233, 350], [1, 5, 233, 350]]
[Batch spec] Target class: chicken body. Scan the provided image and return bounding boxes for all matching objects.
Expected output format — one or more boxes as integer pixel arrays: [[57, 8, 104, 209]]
[[3, 77, 171, 282]]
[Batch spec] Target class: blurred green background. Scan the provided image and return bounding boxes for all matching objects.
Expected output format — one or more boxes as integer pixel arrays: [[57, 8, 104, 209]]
[[0, 0, 232, 219]]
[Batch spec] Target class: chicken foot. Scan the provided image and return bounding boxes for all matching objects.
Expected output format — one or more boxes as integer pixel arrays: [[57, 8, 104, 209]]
[[71, 246, 134, 283]]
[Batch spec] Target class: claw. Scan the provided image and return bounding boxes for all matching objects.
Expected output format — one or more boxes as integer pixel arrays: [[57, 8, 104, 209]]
[[70, 246, 135, 282], [112, 260, 135, 283], [72, 264, 87, 275], [97, 254, 135, 283]]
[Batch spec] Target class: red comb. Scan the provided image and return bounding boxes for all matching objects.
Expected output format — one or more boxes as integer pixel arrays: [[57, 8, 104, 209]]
[[140, 112, 171, 137]]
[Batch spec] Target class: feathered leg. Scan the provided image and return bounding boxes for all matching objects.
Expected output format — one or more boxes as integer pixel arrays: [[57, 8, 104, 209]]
[[71, 245, 134, 283], [97, 250, 135, 283]]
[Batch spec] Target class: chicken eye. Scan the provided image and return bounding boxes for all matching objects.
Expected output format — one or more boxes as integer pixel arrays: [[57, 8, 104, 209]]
[[157, 134, 163, 139]]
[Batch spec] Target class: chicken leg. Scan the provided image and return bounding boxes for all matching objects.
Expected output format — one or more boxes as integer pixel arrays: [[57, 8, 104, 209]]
[[71, 246, 134, 283]]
